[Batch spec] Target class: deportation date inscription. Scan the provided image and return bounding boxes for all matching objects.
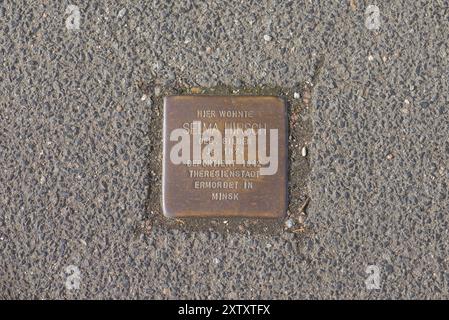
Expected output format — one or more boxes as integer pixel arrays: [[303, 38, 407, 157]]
[[162, 95, 287, 218]]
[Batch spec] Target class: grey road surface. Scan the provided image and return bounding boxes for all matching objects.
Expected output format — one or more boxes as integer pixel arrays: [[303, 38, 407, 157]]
[[1, 0, 449, 299]]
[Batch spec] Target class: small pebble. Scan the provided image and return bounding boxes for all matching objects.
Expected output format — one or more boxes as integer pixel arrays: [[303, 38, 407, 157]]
[[293, 92, 300, 99], [301, 146, 307, 157], [167, 71, 175, 81], [285, 219, 294, 229], [117, 8, 126, 18], [263, 34, 272, 42], [233, 79, 242, 88], [213, 258, 220, 264], [146, 96, 153, 107], [368, 55, 374, 61], [302, 90, 311, 104], [141, 94, 147, 101]]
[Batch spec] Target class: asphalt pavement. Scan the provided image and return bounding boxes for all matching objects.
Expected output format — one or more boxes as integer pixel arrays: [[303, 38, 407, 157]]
[[1, 0, 449, 299]]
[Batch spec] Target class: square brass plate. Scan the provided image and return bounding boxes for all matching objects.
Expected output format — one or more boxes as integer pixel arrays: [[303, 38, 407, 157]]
[[162, 95, 287, 218]]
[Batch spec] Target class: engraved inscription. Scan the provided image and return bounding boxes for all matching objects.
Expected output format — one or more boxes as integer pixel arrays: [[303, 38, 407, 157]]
[[162, 95, 287, 218]]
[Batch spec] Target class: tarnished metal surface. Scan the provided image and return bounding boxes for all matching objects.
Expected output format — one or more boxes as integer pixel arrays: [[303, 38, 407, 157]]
[[162, 95, 287, 218]]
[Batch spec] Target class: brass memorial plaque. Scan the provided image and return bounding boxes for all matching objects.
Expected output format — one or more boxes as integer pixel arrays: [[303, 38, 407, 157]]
[[162, 95, 287, 218]]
